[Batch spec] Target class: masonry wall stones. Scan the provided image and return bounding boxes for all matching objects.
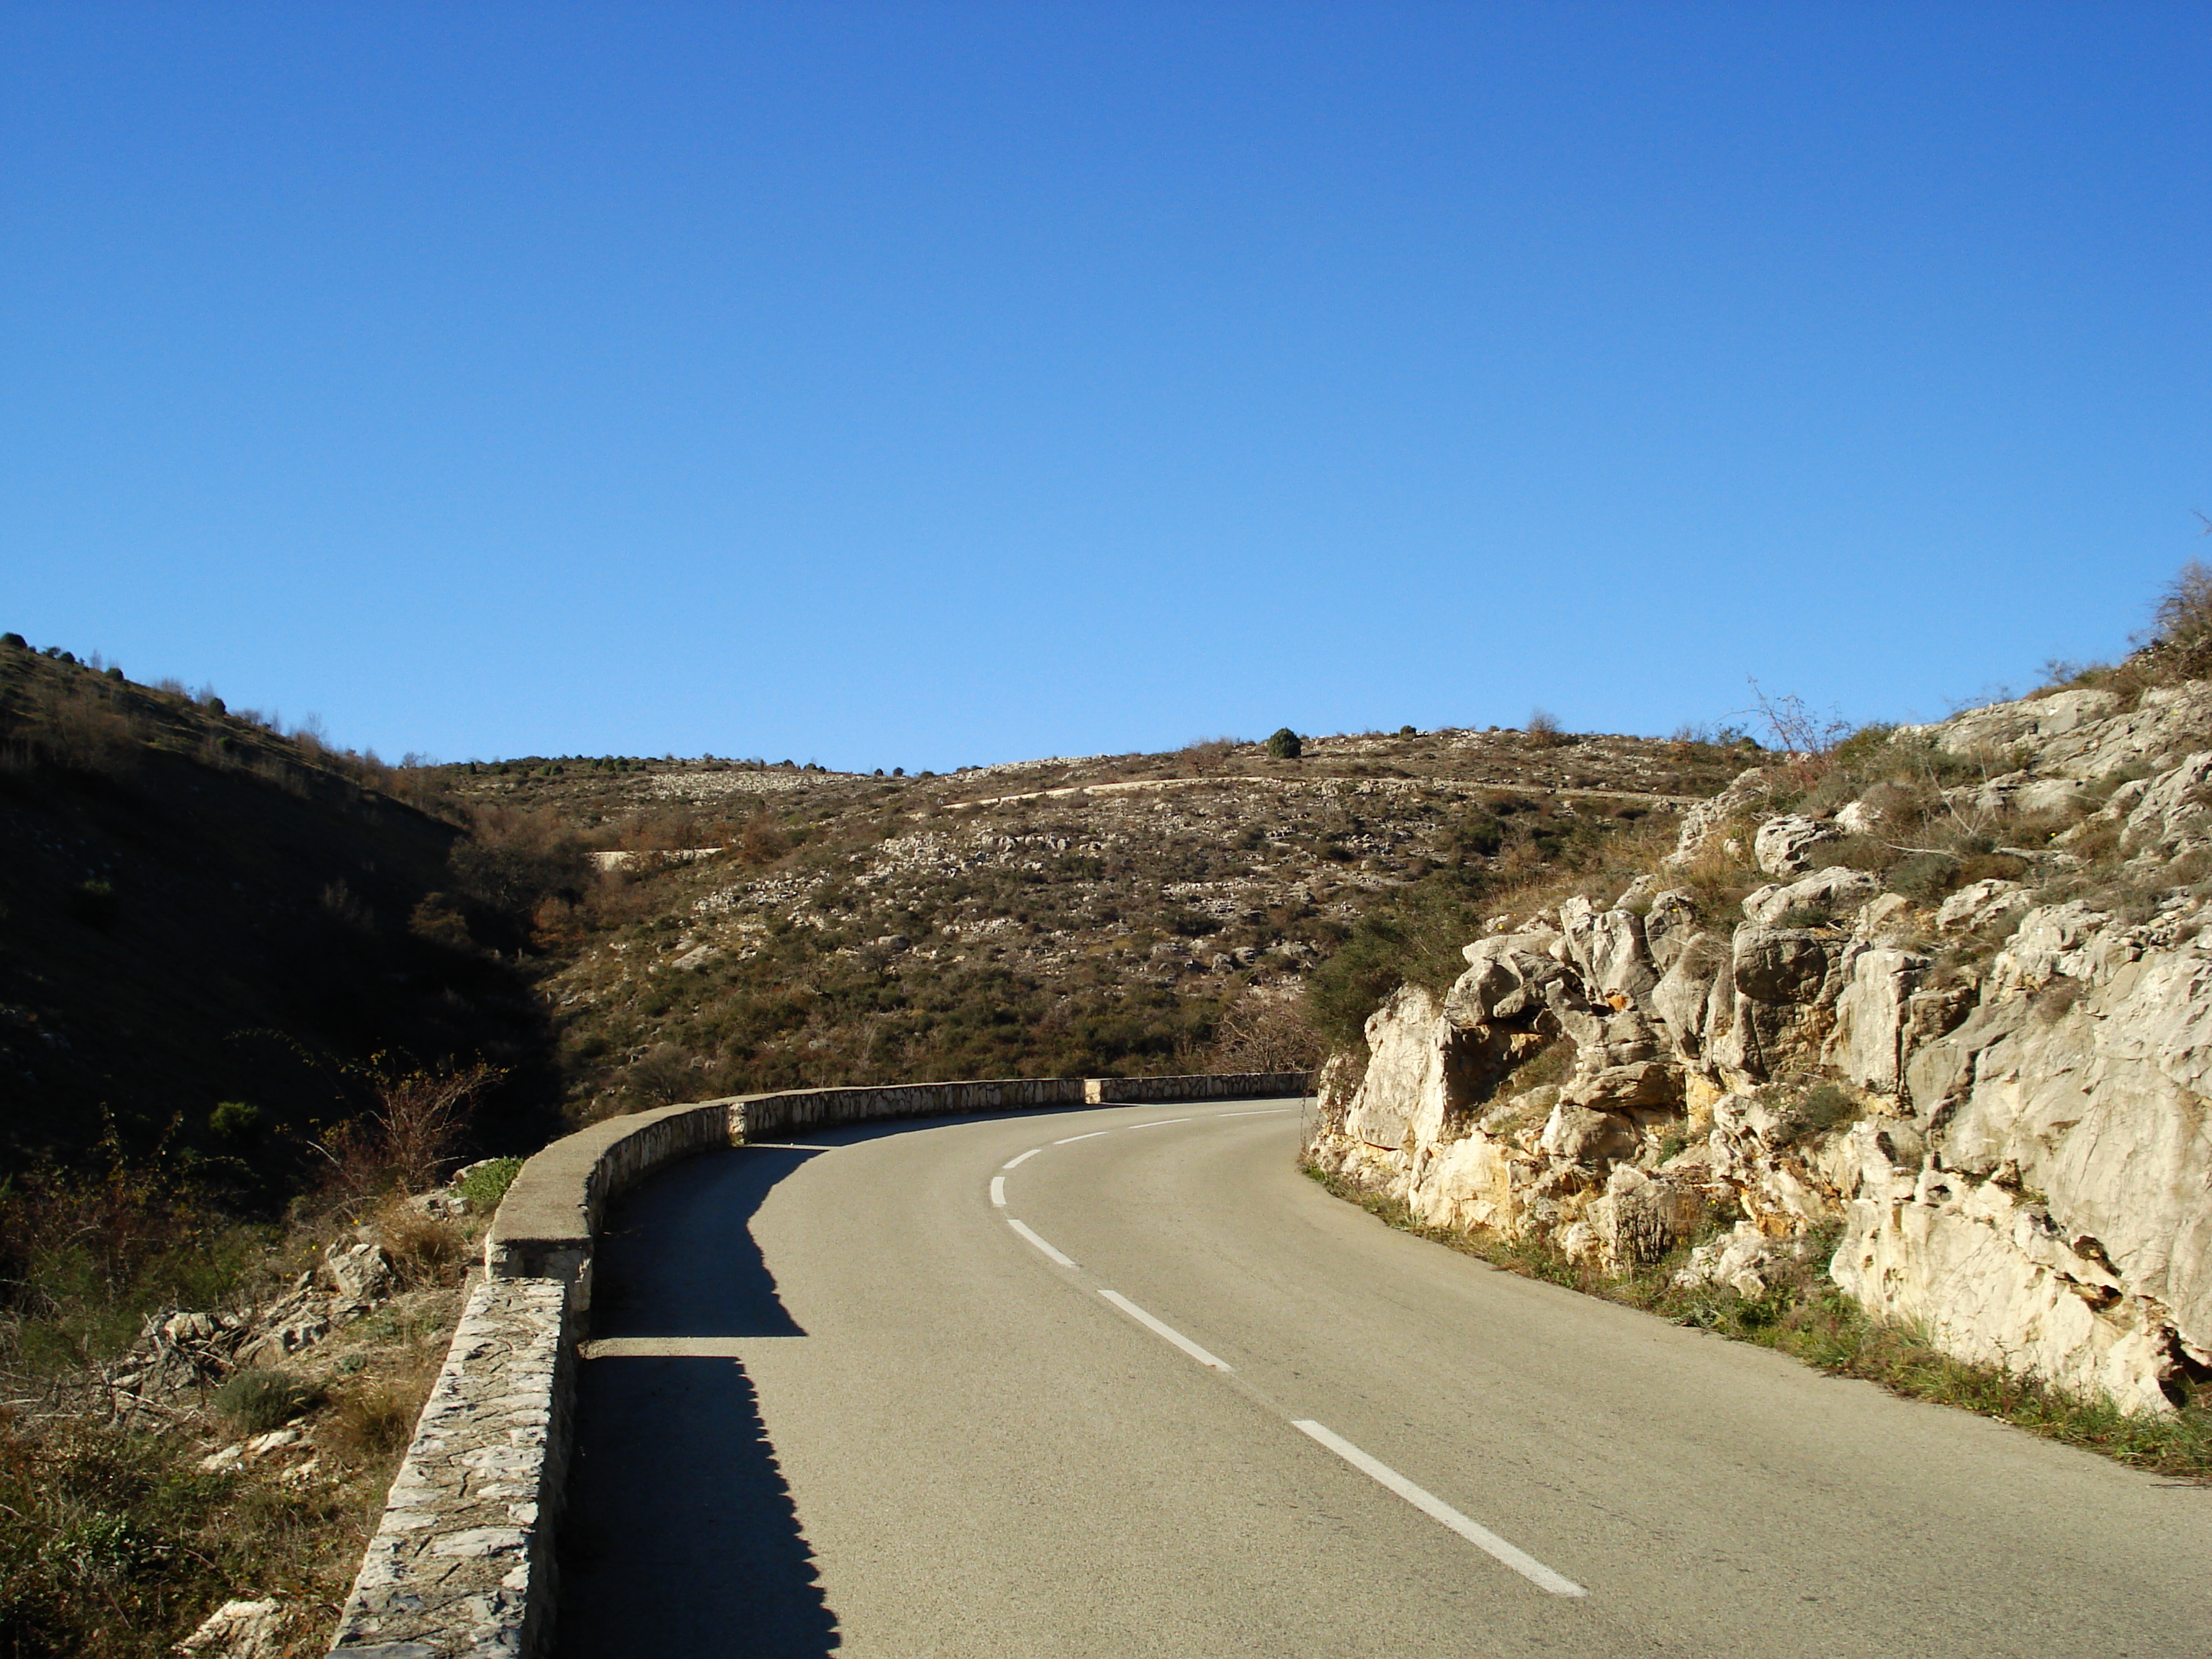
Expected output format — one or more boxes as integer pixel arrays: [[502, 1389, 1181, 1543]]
[[328, 1071, 1310, 1658]]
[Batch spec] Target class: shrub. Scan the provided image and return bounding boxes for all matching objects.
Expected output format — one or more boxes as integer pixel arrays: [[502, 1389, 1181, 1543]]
[[0, 631, 23, 649], [374, 1202, 468, 1288], [1524, 709, 1568, 747], [212, 1368, 315, 1434], [63, 879, 118, 930], [323, 1377, 426, 1462], [1182, 736, 1238, 771], [1799, 1082, 1860, 1135], [1888, 852, 1959, 899], [1265, 728, 1303, 760], [207, 1100, 262, 1141], [454, 1156, 524, 1214], [2150, 557, 2212, 673]]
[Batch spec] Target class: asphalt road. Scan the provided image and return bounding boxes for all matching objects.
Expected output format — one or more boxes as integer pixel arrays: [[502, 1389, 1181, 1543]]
[[553, 1101, 2212, 1658]]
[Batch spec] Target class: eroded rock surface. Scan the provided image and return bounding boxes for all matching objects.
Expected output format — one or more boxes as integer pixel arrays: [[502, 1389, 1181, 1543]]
[[1308, 680, 2212, 1415]]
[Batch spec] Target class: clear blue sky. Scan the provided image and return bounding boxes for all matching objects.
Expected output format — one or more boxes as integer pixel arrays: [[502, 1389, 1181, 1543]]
[[4, 4, 2206, 770]]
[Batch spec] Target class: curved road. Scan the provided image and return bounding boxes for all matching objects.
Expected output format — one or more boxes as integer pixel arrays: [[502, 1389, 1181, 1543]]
[[554, 1102, 2212, 1658]]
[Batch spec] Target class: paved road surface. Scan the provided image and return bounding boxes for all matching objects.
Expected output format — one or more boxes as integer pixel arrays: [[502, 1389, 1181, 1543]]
[[554, 1101, 2212, 1658]]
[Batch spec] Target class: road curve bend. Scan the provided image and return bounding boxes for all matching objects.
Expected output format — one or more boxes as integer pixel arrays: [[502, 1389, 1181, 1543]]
[[554, 1101, 2212, 1658]]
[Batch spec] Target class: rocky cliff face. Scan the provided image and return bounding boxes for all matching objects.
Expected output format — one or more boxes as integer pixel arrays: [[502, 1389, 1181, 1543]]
[[1305, 680, 2212, 1417]]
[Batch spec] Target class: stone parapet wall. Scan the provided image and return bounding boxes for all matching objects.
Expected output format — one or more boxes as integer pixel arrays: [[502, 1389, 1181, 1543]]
[[328, 1276, 572, 1659], [331, 1070, 1308, 1658], [735, 1076, 1089, 1140], [485, 1099, 739, 1295], [1089, 1071, 1310, 1104]]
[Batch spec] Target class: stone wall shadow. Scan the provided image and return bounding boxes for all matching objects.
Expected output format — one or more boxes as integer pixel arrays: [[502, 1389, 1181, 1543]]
[[556, 1146, 837, 1656]]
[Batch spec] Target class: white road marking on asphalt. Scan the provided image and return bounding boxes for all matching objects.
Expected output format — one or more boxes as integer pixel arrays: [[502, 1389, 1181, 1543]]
[[1007, 1218, 1079, 1267], [580, 1338, 752, 1359], [1002, 1148, 1042, 1169], [1129, 1118, 1192, 1128], [1290, 1420, 1587, 1598], [1215, 1108, 1295, 1117], [989, 1176, 1007, 1208], [1097, 1289, 1234, 1371], [1054, 1130, 1110, 1144]]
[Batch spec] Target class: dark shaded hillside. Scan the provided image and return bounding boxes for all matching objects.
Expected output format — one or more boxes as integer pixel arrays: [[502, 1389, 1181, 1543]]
[[0, 641, 559, 1194]]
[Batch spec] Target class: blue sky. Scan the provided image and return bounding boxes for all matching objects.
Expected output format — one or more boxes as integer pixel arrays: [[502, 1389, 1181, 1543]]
[[4, 4, 2206, 770]]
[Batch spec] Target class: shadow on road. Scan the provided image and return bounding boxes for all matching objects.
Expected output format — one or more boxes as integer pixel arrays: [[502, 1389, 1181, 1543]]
[[588, 1144, 816, 1339], [556, 1146, 839, 1657]]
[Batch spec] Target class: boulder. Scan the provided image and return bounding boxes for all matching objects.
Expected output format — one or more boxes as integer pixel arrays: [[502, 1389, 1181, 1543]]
[[320, 1239, 396, 1305], [1537, 1102, 1638, 1164], [1341, 985, 1453, 1151], [1753, 814, 1841, 878], [2121, 750, 2212, 860], [1835, 798, 1883, 835], [1557, 896, 1658, 1009], [1742, 866, 1878, 926], [1678, 1220, 1802, 1298], [1586, 1166, 1704, 1272], [1652, 932, 1729, 1058], [1665, 766, 1773, 868], [1560, 1059, 1680, 1112], [178, 1599, 289, 1659], [1825, 945, 1931, 1097], [1936, 878, 2029, 934], [1642, 889, 1699, 971], [1731, 925, 1836, 1004], [1447, 932, 1573, 1025]]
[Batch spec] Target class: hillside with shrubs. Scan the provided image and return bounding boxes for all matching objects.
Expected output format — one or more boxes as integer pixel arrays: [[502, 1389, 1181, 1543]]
[[1, 627, 1764, 1655], [19, 554, 2212, 1652], [438, 723, 1745, 1120]]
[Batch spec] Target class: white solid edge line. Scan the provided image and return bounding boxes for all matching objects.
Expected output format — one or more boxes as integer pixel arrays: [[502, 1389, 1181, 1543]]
[[1006, 1218, 1078, 1267], [1001, 1147, 1042, 1169], [1054, 1130, 1110, 1144], [1290, 1420, 1587, 1598], [1215, 1107, 1295, 1117], [1129, 1117, 1192, 1128], [989, 1176, 1007, 1208], [1097, 1288, 1233, 1371]]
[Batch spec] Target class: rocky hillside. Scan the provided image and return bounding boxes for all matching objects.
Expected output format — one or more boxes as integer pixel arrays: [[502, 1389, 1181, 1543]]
[[441, 728, 1746, 1118], [1306, 665, 2212, 1419]]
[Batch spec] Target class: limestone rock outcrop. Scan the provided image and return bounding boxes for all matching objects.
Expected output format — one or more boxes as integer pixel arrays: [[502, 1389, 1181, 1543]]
[[1308, 680, 2212, 1416]]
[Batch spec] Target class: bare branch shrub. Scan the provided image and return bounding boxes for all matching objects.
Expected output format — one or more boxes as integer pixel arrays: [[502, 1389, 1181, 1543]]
[[1524, 709, 1569, 748], [1202, 989, 1323, 1073], [1182, 737, 1238, 773], [1746, 680, 1856, 787]]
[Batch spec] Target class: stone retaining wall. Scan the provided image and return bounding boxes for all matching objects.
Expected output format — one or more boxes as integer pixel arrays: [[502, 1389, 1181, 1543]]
[[328, 1071, 1308, 1658]]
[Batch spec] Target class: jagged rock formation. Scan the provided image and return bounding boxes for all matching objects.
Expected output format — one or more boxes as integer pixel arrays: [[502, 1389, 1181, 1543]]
[[1306, 682, 2212, 1416]]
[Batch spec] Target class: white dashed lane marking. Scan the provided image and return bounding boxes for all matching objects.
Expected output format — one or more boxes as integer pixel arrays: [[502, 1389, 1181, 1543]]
[[1291, 1419, 1587, 1598], [1097, 1288, 1233, 1371], [1005, 1218, 1079, 1268], [987, 1103, 1590, 1600]]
